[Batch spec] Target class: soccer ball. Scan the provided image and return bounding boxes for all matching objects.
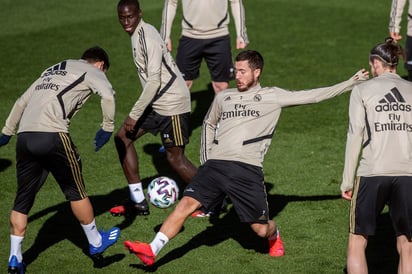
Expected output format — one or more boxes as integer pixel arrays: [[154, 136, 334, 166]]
[[147, 176, 179, 208]]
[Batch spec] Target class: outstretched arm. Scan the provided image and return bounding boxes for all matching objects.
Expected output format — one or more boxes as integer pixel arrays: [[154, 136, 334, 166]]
[[274, 69, 369, 107]]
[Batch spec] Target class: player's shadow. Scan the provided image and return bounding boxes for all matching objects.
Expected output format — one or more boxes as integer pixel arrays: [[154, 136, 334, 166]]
[[128, 183, 344, 271], [22, 187, 146, 269], [0, 158, 12, 172], [342, 212, 398, 274], [189, 84, 214, 133]]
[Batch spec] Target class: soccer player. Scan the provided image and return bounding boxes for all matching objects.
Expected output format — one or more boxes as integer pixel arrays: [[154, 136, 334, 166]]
[[340, 38, 412, 273], [0, 46, 120, 274], [161, 0, 249, 217], [122, 50, 369, 265], [389, 0, 412, 80], [110, 0, 198, 217], [160, 0, 249, 94]]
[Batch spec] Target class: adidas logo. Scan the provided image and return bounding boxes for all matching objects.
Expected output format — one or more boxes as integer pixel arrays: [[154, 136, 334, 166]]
[[41, 61, 68, 77], [258, 215, 267, 221], [108, 230, 119, 240], [375, 87, 412, 112], [184, 187, 194, 193]]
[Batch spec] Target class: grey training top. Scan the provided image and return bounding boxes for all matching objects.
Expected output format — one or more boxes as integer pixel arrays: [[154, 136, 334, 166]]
[[160, 0, 248, 42], [201, 71, 366, 168], [341, 72, 412, 192], [128, 19, 191, 121], [2, 59, 115, 135]]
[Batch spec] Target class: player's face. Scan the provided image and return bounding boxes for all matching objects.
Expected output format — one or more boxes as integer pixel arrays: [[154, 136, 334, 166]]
[[235, 60, 260, 92], [118, 4, 142, 36]]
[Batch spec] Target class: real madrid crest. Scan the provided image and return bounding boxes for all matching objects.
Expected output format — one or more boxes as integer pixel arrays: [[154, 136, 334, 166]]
[[254, 94, 262, 102]]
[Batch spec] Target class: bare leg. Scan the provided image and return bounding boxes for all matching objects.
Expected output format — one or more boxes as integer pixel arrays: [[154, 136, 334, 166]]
[[114, 126, 145, 183], [397, 235, 412, 274], [111, 125, 149, 215], [165, 146, 197, 184], [9, 210, 27, 265], [159, 196, 201, 239], [211, 81, 229, 94], [10, 210, 28, 236], [346, 233, 368, 274], [70, 197, 94, 225], [250, 220, 276, 238]]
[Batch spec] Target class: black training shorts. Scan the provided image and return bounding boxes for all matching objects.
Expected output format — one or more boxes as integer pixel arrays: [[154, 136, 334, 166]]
[[183, 159, 270, 224], [133, 110, 191, 148], [14, 132, 87, 214], [350, 176, 412, 238], [176, 35, 234, 82]]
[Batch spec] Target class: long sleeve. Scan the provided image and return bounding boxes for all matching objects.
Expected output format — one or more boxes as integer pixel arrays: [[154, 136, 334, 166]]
[[389, 0, 407, 33], [275, 70, 367, 107], [1, 83, 36, 135], [100, 97, 115, 132], [160, 0, 178, 42], [341, 86, 365, 192], [2, 99, 27, 136], [230, 0, 249, 44], [129, 24, 163, 121], [200, 96, 221, 165], [86, 70, 116, 132]]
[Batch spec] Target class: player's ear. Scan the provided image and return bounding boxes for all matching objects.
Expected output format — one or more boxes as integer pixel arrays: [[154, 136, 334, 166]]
[[254, 68, 261, 78], [93, 61, 106, 72], [372, 59, 380, 70]]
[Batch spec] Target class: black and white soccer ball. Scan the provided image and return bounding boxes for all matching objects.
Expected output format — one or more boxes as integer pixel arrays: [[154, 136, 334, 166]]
[[147, 176, 179, 208]]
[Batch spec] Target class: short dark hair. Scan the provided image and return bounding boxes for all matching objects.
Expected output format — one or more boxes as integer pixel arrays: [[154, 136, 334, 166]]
[[118, 0, 140, 10], [369, 37, 404, 68], [81, 46, 110, 71], [235, 50, 264, 72]]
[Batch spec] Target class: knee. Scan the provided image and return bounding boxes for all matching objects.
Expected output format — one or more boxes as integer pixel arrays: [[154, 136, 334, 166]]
[[397, 235, 412, 254], [114, 130, 130, 158], [166, 150, 184, 166], [175, 197, 200, 216], [212, 81, 229, 93], [114, 130, 125, 144], [251, 223, 270, 238]]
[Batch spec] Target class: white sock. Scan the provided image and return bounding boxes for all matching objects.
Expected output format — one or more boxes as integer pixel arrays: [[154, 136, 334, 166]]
[[129, 182, 145, 203], [150, 232, 169, 256], [9, 235, 24, 262], [81, 219, 101, 247]]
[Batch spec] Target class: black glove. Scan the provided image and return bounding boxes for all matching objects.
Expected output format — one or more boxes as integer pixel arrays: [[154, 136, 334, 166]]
[[0, 134, 11, 147], [94, 129, 112, 151]]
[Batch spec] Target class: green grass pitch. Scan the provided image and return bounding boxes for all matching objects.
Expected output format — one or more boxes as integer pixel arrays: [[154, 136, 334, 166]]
[[0, 0, 402, 273]]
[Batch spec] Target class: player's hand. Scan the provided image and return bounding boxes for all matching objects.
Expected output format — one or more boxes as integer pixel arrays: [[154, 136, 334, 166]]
[[94, 129, 112, 151], [166, 39, 172, 52], [341, 190, 353, 201], [123, 116, 137, 133], [236, 37, 248, 49], [352, 69, 369, 81], [0, 134, 12, 147], [390, 32, 402, 42]]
